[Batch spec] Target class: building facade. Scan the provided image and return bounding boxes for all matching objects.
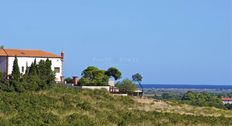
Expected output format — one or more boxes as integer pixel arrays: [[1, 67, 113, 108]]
[[222, 98, 232, 104], [0, 49, 64, 81]]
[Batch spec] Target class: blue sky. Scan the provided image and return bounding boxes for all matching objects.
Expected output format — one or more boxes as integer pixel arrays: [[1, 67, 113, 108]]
[[0, 0, 231, 84]]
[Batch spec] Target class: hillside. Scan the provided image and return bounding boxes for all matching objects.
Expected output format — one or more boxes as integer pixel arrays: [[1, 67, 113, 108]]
[[0, 85, 232, 126], [134, 98, 232, 117]]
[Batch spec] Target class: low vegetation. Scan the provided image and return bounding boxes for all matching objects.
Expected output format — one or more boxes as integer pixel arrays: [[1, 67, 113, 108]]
[[181, 91, 224, 108], [225, 103, 232, 110], [153, 91, 229, 109], [0, 86, 231, 125]]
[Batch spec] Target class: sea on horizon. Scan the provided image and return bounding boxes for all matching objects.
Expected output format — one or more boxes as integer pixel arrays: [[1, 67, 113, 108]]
[[139, 84, 232, 89]]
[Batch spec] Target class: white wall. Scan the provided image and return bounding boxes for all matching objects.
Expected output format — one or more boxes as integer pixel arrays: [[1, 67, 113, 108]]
[[108, 80, 115, 87], [223, 101, 232, 104], [76, 86, 110, 91], [112, 94, 128, 97], [8, 57, 63, 81]]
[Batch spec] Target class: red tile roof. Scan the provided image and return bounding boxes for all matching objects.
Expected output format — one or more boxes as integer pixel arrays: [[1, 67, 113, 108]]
[[222, 98, 232, 101], [0, 49, 61, 58]]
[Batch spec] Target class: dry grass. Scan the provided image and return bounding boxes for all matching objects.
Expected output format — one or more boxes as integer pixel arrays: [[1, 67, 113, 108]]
[[133, 97, 232, 117]]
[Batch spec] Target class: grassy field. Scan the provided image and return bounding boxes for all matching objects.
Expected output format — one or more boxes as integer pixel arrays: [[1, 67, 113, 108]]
[[0, 85, 231, 126], [134, 98, 232, 117]]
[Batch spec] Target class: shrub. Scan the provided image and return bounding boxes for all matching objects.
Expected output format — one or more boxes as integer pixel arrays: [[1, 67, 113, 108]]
[[116, 79, 137, 94]]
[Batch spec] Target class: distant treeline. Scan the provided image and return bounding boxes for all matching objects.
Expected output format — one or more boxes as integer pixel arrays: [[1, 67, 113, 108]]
[[153, 91, 232, 110]]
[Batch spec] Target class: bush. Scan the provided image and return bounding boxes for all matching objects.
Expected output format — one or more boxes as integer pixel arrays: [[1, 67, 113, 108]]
[[116, 79, 137, 94], [225, 104, 232, 110], [181, 91, 224, 108], [65, 77, 73, 83]]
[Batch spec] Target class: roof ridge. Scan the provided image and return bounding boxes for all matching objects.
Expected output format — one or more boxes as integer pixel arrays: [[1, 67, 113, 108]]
[[3, 48, 44, 51]]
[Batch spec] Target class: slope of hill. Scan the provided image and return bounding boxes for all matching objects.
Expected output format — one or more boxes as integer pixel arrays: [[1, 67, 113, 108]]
[[134, 98, 232, 118], [0, 85, 231, 126]]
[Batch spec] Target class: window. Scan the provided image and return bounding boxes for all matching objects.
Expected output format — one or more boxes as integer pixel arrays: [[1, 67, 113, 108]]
[[54, 67, 60, 73], [22, 66, 25, 73]]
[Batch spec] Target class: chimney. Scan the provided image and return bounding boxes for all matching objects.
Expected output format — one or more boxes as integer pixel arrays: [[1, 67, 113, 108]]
[[61, 51, 64, 61], [72, 76, 78, 86]]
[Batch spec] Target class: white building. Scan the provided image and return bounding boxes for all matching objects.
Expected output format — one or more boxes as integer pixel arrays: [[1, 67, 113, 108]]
[[108, 80, 115, 87], [222, 98, 232, 104], [0, 49, 64, 81]]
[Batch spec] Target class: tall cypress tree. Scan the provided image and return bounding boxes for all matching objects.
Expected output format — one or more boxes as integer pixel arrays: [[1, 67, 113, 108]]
[[11, 56, 20, 81], [25, 62, 29, 75], [45, 59, 55, 84], [29, 59, 38, 75]]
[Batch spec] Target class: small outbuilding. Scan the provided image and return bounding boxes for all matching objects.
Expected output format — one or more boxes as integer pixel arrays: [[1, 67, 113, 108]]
[[131, 89, 143, 97], [222, 98, 232, 104]]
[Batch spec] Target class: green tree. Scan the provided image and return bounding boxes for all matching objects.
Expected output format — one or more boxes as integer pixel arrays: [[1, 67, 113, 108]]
[[25, 62, 29, 75], [78, 66, 109, 86], [182, 91, 196, 101], [45, 59, 55, 85], [32, 59, 55, 89], [0, 45, 4, 49], [11, 56, 20, 81], [225, 103, 232, 110], [65, 77, 73, 83], [81, 66, 99, 80], [116, 79, 137, 94], [105, 67, 122, 81], [132, 73, 143, 84], [132, 73, 143, 92], [22, 75, 40, 91], [21, 59, 55, 91], [29, 59, 38, 75], [181, 91, 224, 108]]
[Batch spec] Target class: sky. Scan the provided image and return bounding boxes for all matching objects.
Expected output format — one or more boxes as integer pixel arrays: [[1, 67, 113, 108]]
[[0, 0, 231, 84]]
